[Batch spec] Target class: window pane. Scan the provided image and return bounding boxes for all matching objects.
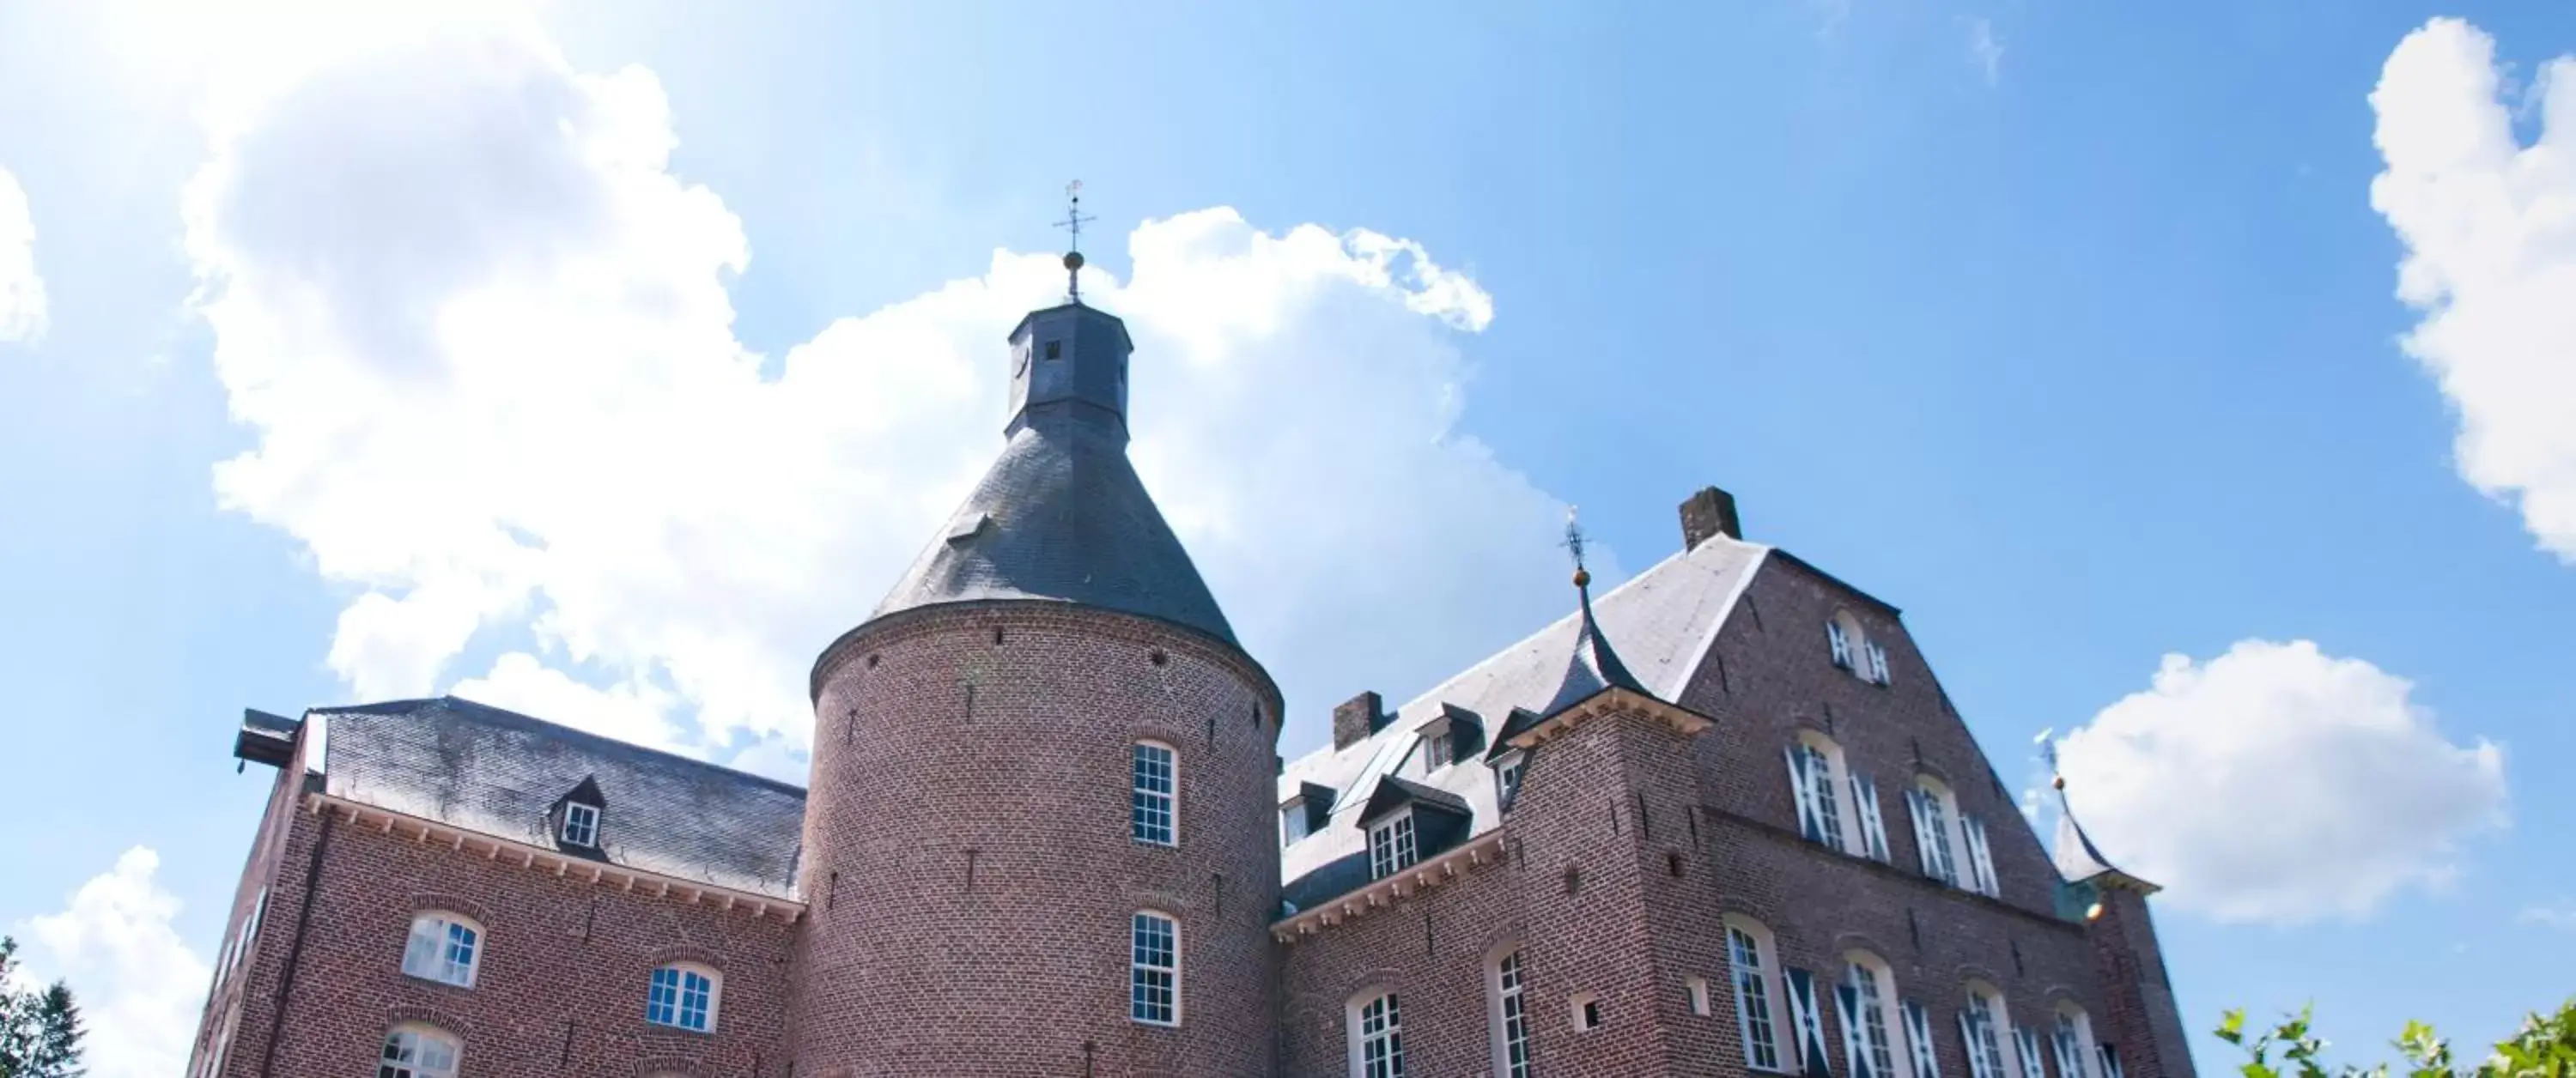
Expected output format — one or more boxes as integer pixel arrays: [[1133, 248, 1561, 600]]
[[1131, 744, 1176, 846], [1728, 928, 1782, 1071], [1131, 913, 1178, 1026]]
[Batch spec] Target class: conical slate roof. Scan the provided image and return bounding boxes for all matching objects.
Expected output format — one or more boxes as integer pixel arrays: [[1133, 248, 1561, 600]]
[[868, 301, 1236, 646], [1535, 575, 1651, 718]]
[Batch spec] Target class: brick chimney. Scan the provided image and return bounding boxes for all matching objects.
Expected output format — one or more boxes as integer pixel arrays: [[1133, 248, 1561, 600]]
[[1679, 486, 1742, 549], [1332, 691, 1385, 750]]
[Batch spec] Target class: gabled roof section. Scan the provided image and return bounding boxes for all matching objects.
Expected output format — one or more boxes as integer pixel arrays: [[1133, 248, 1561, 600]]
[[308, 696, 806, 900], [1279, 533, 1770, 895], [1355, 775, 1473, 826]]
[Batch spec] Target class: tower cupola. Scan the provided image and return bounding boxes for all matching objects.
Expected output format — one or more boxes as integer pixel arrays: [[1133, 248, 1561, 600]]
[[1004, 303, 1132, 440]]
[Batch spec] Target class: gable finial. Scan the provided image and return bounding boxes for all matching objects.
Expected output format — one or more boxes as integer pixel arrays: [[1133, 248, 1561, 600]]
[[1054, 179, 1097, 304], [1561, 506, 1591, 591]]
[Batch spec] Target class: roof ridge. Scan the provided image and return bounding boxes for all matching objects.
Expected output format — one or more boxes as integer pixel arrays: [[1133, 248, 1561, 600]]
[[324, 695, 811, 797]]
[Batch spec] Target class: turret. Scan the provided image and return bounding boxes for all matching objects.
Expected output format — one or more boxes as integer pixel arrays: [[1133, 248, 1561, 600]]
[[790, 207, 1282, 1076]]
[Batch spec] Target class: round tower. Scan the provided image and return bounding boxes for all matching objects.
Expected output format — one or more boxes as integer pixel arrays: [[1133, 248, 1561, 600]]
[[791, 291, 1283, 1077]]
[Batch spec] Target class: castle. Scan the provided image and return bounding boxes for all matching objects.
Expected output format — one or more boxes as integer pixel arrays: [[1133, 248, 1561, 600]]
[[184, 273, 2196, 1077]]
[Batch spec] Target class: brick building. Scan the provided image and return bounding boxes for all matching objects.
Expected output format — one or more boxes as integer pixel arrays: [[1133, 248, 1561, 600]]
[[185, 279, 2196, 1078]]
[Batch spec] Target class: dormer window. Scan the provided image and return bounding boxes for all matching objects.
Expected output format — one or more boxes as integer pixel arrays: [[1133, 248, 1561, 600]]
[[1367, 809, 1418, 880], [562, 802, 599, 848], [1423, 731, 1453, 771], [1493, 752, 1527, 810], [1281, 797, 1312, 846]]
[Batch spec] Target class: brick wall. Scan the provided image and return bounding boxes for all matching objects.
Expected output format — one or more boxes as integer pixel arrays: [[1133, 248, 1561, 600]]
[[1275, 552, 2196, 1078], [795, 603, 1285, 1077], [207, 796, 798, 1078]]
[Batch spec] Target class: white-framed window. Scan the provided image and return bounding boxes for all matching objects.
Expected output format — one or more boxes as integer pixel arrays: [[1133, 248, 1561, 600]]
[[1826, 618, 1854, 669], [1423, 730, 1455, 772], [1281, 799, 1312, 847], [1902, 1000, 1944, 1078], [1842, 954, 1907, 1078], [1131, 742, 1176, 847], [2054, 1004, 2100, 1078], [1785, 735, 1853, 853], [1130, 911, 1180, 1027], [1571, 991, 1604, 1032], [562, 802, 600, 847], [1367, 809, 1419, 880], [1494, 753, 1527, 808], [1349, 990, 1406, 1078], [399, 911, 482, 988], [1961, 815, 2001, 898], [1960, 984, 2015, 1078], [1866, 641, 1892, 685], [646, 964, 720, 1033], [1488, 945, 1533, 1078], [1905, 778, 1963, 887], [1725, 916, 1790, 1073], [377, 1023, 460, 1078], [1688, 976, 1714, 1017]]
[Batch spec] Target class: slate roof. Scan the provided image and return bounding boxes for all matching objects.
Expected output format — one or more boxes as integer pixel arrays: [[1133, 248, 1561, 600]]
[[310, 697, 807, 900], [869, 306, 1236, 647], [1278, 535, 1770, 906], [1535, 578, 1652, 718]]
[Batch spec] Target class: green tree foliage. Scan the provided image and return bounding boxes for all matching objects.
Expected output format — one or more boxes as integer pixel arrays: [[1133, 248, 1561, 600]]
[[0, 936, 87, 1078], [2219, 1000, 2575, 1078]]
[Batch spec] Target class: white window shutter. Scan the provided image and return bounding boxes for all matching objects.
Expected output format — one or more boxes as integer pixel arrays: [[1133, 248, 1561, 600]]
[[1836, 983, 1876, 1078], [1904, 789, 1941, 877], [1964, 817, 1999, 897], [1786, 969, 1835, 1078], [1959, 1012, 1991, 1078], [1905, 1002, 1943, 1078], [1868, 643, 1890, 684], [1850, 772, 1891, 863], [1827, 621, 1852, 668], [1787, 746, 1824, 843], [2098, 1045, 2124, 1078]]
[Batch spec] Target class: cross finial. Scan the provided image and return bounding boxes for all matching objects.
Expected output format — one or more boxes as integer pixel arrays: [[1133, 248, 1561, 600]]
[[1561, 506, 1591, 590], [1054, 179, 1097, 304]]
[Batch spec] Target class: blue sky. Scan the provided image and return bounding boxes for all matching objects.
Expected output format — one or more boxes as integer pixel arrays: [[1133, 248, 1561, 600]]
[[2, 1, 2572, 1075]]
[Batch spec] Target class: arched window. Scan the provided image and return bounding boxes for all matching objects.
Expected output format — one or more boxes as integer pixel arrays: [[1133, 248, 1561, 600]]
[[377, 1023, 459, 1078], [1486, 944, 1532, 1078], [1839, 952, 1910, 1078], [1131, 742, 1177, 847], [1826, 610, 1892, 684], [399, 911, 481, 988], [1347, 990, 1406, 1078], [2053, 1002, 2101, 1078], [1959, 983, 2017, 1078], [1723, 915, 1791, 1073], [647, 964, 721, 1033], [1130, 911, 1180, 1027]]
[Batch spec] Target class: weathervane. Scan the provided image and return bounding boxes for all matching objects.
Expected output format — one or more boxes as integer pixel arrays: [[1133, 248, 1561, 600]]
[[1562, 506, 1591, 591], [1054, 179, 1097, 304]]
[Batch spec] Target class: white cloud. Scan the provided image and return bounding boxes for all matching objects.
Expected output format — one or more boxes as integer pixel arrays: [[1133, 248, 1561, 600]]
[[1968, 19, 2004, 86], [15, 848, 213, 1078], [0, 165, 45, 342], [2056, 639, 2506, 925], [184, 12, 1582, 762], [2371, 19, 2576, 561]]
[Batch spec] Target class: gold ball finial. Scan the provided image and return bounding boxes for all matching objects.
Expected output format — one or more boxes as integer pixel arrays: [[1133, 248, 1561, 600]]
[[1572, 567, 1591, 589], [2052, 774, 2066, 790]]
